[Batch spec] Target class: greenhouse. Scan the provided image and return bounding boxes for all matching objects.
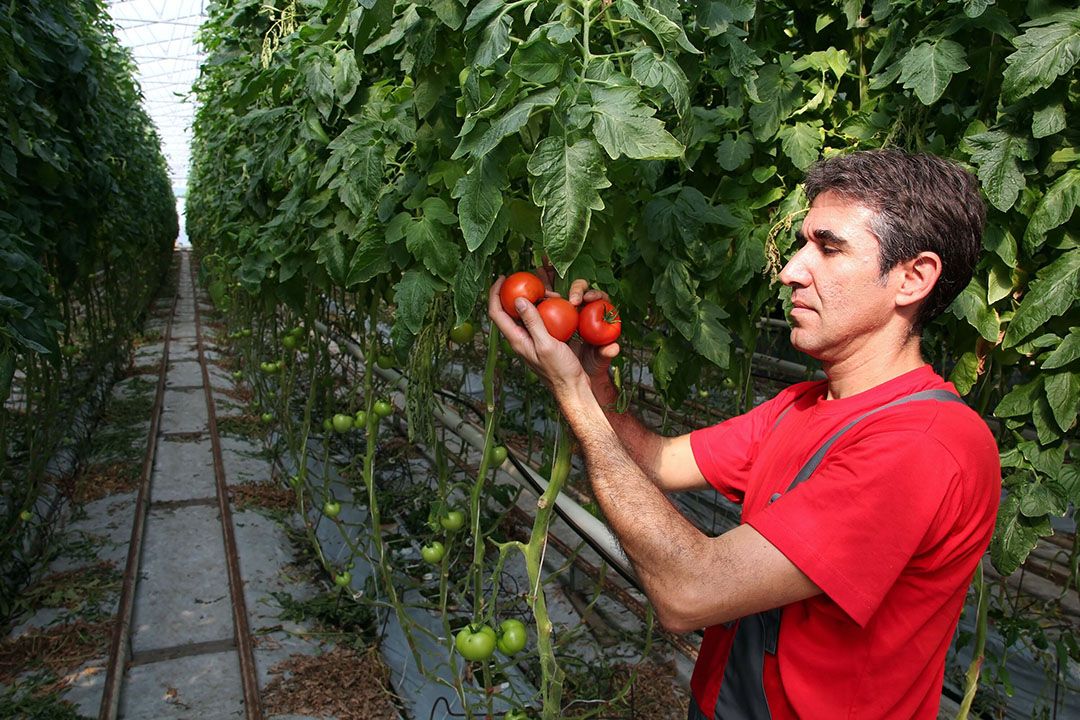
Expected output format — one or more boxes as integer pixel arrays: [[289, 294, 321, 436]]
[[1, 1, 1077, 719]]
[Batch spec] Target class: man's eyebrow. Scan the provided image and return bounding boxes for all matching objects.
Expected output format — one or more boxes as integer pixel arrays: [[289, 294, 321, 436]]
[[796, 227, 848, 246]]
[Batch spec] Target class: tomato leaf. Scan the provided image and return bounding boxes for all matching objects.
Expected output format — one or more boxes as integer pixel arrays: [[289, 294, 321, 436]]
[[1044, 370, 1080, 433], [454, 87, 560, 160], [963, 129, 1036, 211], [1041, 328, 1080, 370], [615, 0, 700, 55], [405, 199, 460, 281], [1023, 169, 1080, 255], [589, 85, 684, 160], [1002, 250, 1080, 348], [653, 261, 699, 341], [777, 121, 824, 170], [692, 300, 732, 369], [1001, 10, 1080, 102], [948, 276, 1000, 342], [1032, 101, 1066, 139], [527, 136, 611, 276], [474, 12, 512, 67], [346, 230, 392, 287], [453, 150, 509, 251], [991, 493, 1054, 575], [994, 376, 1043, 418], [395, 270, 446, 335], [898, 39, 969, 105], [715, 132, 753, 171], [631, 50, 691, 117], [313, 235, 349, 287], [510, 37, 567, 83]]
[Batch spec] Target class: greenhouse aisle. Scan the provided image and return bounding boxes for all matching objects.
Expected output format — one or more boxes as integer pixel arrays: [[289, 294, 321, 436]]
[[4, 250, 364, 719]]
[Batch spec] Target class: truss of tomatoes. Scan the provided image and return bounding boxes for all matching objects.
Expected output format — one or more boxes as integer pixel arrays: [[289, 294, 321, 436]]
[[499, 272, 621, 345]]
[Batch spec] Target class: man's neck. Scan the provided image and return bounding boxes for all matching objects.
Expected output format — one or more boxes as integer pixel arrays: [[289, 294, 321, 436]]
[[821, 337, 926, 400]]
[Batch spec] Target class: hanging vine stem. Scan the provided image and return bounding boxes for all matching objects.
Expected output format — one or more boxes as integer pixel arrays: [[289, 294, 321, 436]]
[[469, 326, 503, 623], [519, 420, 572, 720], [956, 562, 989, 720]]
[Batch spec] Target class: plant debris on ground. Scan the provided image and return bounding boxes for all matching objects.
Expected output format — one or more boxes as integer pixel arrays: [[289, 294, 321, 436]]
[[0, 619, 112, 689], [261, 645, 400, 720], [228, 480, 294, 513]]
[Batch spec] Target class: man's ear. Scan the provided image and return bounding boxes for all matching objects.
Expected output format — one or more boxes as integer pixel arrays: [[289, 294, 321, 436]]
[[895, 251, 942, 309]]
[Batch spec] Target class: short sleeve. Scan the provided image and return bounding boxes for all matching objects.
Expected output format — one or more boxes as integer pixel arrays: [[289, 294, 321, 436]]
[[689, 389, 804, 503], [747, 429, 962, 627]]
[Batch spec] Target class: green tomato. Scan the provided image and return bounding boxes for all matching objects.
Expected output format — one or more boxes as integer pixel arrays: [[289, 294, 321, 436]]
[[334, 571, 351, 587], [288, 475, 301, 489], [373, 400, 393, 418], [332, 413, 354, 433], [488, 445, 508, 465], [260, 412, 274, 424], [282, 334, 298, 350], [289, 325, 303, 336], [354, 410, 367, 427], [376, 354, 395, 369], [323, 500, 341, 518], [497, 619, 527, 655], [322, 418, 333, 432], [18, 510, 32, 522], [504, 711, 530, 720], [232, 370, 244, 380], [721, 377, 737, 390], [61, 344, 78, 357], [440, 510, 465, 532], [455, 624, 496, 662], [420, 541, 445, 564], [448, 322, 475, 344], [241, 328, 252, 337]]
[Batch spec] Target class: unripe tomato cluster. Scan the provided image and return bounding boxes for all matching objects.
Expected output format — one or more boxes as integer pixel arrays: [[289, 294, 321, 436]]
[[499, 272, 621, 345], [454, 617, 529, 662]]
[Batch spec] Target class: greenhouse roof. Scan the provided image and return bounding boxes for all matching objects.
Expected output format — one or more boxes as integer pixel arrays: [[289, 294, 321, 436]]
[[106, 0, 207, 196]]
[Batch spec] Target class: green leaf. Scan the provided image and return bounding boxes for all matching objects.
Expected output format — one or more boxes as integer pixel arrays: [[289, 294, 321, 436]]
[[616, 0, 700, 54], [406, 200, 460, 281], [1041, 328, 1080, 369], [1001, 10, 1080, 102], [1060, 464, 1080, 506], [983, 222, 1017, 265], [346, 230, 391, 287], [464, 0, 503, 31], [695, 0, 755, 35], [453, 87, 560, 159], [987, 258, 1014, 305], [748, 64, 799, 141], [653, 261, 699, 341], [948, 276, 1000, 342], [1003, 250, 1080, 348], [692, 300, 732, 368], [777, 121, 824, 170], [949, 351, 980, 396], [1018, 480, 1068, 518], [313, 235, 349, 287], [631, 50, 690, 117], [394, 270, 446, 335], [716, 132, 753, 171], [510, 38, 567, 83], [1044, 370, 1079, 432], [963, 130, 1036, 212], [590, 86, 684, 160], [475, 12, 512, 67], [453, 151, 508, 251], [1032, 394, 1063, 444], [333, 48, 360, 106], [964, 0, 991, 19], [790, 47, 850, 81], [527, 137, 611, 276], [994, 376, 1043, 418], [899, 39, 969, 105], [426, 0, 466, 29], [991, 493, 1053, 575], [1032, 102, 1066, 139], [1023, 169, 1080, 255]]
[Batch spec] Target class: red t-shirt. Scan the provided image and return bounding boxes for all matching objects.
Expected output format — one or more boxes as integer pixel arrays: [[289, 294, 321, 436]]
[[688, 365, 1000, 719]]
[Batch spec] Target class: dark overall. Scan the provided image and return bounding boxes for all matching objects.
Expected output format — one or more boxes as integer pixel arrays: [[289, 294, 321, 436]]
[[688, 389, 965, 720]]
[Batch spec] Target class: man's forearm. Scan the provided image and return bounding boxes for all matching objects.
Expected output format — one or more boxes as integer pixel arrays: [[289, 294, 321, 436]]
[[591, 376, 667, 484]]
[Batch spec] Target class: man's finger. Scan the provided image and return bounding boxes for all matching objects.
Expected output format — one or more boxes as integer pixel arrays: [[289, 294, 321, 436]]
[[568, 279, 591, 305]]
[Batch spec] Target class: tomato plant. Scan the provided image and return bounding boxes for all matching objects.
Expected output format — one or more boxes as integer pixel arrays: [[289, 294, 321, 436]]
[[420, 541, 445, 564], [455, 624, 496, 662], [497, 619, 527, 656], [500, 273, 545, 319], [578, 300, 621, 346], [536, 299, 578, 342]]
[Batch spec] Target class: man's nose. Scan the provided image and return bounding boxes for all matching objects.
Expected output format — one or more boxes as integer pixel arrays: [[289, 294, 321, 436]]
[[779, 246, 810, 288]]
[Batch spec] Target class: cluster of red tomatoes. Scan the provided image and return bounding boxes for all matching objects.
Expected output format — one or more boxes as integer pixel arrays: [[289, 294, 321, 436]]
[[498, 272, 622, 344]]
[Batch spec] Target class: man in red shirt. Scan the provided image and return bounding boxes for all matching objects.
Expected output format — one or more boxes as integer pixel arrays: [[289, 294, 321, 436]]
[[488, 150, 1001, 719]]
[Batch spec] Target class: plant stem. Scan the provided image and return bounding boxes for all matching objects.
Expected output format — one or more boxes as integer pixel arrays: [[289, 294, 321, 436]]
[[956, 562, 988, 719]]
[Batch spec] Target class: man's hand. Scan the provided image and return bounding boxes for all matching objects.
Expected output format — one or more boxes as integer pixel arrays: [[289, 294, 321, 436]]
[[488, 276, 587, 394]]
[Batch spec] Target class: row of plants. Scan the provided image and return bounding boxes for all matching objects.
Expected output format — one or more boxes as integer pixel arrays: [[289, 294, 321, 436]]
[[0, 0, 177, 620], [188, 0, 1078, 716]]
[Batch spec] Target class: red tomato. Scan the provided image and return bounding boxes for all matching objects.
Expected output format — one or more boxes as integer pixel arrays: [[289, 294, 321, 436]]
[[499, 272, 545, 319], [536, 298, 578, 341], [578, 300, 621, 345]]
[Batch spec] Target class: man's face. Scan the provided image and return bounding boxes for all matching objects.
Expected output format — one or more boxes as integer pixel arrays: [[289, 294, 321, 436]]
[[779, 190, 900, 362]]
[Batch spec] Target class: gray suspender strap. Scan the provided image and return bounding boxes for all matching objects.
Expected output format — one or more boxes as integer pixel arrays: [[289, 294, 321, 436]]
[[703, 388, 966, 720], [785, 389, 965, 493]]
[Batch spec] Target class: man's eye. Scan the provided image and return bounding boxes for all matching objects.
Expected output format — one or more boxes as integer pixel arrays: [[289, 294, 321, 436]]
[[821, 246, 839, 255]]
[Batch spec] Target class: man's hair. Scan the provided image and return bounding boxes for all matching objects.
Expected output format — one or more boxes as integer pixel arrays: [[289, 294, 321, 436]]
[[803, 149, 985, 334]]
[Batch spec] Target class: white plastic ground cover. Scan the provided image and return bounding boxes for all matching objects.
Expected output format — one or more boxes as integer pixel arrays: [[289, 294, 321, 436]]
[[277, 446, 537, 719]]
